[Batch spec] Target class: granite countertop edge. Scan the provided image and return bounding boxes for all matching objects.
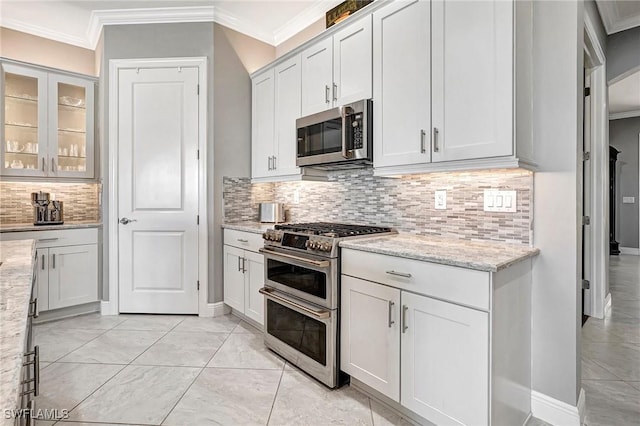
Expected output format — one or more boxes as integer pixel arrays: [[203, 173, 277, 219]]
[[0, 239, 36, 416], [339, 235, 540, 272], [0, 222, 102, 233], [222, 222, 277, 234]]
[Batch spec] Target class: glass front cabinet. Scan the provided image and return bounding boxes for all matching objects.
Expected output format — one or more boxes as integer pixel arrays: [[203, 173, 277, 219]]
[[1, 62, 95, 179]]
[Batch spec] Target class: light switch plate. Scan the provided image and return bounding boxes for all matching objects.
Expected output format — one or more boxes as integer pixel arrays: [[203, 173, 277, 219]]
[[484, 190, 517, 212], [623, 196, 635, 204], [435, 190, 447, 210]]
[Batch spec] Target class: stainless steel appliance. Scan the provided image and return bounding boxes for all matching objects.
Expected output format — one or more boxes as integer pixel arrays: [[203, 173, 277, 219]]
[[259, 202, 285, 223], [296, 99, 372, 168], [31, 192, 64, 225], [260, 222, 395, 388]]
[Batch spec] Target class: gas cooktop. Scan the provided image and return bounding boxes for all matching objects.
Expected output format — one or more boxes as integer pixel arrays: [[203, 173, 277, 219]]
[[263, 222, 395, 258], [273, 222, 393, 238]]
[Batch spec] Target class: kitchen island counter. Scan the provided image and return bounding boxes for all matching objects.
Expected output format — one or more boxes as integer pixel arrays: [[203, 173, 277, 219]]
[[222, 221, 277, 235], [340, 233, 539, 272], [0, 239, 36, 424]]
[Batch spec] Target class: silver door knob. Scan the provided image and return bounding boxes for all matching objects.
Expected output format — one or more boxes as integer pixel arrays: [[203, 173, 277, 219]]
[[119, 217, 137, 225]]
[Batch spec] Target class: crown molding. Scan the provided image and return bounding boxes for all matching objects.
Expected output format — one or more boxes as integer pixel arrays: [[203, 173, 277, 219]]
[[0, 17, 92, 49], [609, 109, 640, 120], [87, 6, 215, 49], [273, 0, 343, 45], [595, 0, 640, 34], [212, 5, 275, 45]]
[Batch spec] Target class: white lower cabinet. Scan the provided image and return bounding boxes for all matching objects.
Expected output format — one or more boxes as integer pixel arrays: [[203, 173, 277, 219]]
[[341, 248, 532, 426], [223, 229, 265, 326], [2, 228, 100, 313]]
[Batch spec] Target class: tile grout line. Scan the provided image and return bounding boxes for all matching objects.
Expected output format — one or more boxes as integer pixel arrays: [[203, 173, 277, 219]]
[[44, 323, 118, 363], [158, 324, 238, 425], [582, 355, 627, 381], [368, 396, 375, 426], [265, 361, 287, 426]]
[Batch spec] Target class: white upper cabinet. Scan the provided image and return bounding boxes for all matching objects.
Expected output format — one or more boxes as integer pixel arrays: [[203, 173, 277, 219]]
[[373, 0, 431, 169], [431, 0, 514, 162], [251, 55, 302, 181], [333, 16, 373, 106], [251, 69, 275, 180], [274, 56, 302, 177], [1, 61, 96, 179], [301, 16, 372, 116]]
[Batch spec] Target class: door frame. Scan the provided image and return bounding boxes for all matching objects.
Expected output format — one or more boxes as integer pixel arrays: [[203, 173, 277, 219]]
[[583, 14, 608, 319], [105, 57, 209, 316]]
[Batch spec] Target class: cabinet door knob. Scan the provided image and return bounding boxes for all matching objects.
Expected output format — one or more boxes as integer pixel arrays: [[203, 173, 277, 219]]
[[119, 217, 137, 225]]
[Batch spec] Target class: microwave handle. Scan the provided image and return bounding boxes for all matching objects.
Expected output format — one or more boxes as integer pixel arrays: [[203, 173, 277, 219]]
[[341, 106, 351, 159]]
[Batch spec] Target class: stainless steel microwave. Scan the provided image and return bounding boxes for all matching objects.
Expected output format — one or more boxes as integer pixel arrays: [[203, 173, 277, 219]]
[[296, 99, 372, 168]]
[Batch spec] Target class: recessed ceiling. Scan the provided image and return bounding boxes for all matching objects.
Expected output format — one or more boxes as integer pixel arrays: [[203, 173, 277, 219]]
[[609, 70, 640, 118], [0, 0, 343, 49], [596, 0, 640, 34]]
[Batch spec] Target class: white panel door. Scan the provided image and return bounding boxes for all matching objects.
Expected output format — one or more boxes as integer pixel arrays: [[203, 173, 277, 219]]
[[48, 244, 98, 310], [251, 69, 275, 179], [301, 37, 333, 116], [373, 0, 431, 168], [401, 292, 489, 426], [36, 248, 49, 312], [333, 15, 372, 106], [341, 275, 400, 401], [432, 0, 513, 162], [223, 245, 245, 312], [244, 250, 265, 326], [118, 66, 200, 314], [274, 55, 302, 177]]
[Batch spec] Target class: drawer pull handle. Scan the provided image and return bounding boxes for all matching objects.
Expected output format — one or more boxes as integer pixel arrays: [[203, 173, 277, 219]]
[[37, 238, 58, 242], [386, 270, 412, 278], [388, 301, 395, 328], [41, 254, 45, 270], [237, 239, 249, 243], [402, 305, 408, 333]]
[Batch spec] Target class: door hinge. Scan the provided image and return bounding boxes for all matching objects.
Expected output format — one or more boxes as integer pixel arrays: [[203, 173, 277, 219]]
[[583, 216, 591, 225], [582, 279, 590, 290], [197, 215, 200, 225], [197, 84, 200, 95], [583, 152, 591, 161], [584, 87, 591, 97], [197, 280, 200, 291]]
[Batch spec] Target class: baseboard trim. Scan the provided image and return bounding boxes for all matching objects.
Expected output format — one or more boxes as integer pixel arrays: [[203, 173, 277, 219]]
[[531, 389, 583, 426], [100, 300, 118, 316], [604, 292, 612, 315], [619, 246, 640, 255], [578, 387, 586, 425], [35, 302, 101, 324], [203, 302, 230, 318]]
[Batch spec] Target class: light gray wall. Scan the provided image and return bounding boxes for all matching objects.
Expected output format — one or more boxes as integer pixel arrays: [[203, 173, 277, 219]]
[[100, 22, 215, 301], [532, 0, 583, 406], [610, 117, 640, 248], [607, 25, 640, 82]]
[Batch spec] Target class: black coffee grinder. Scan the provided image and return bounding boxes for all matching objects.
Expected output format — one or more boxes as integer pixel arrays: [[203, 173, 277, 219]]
[[31, 192, 64, 225]]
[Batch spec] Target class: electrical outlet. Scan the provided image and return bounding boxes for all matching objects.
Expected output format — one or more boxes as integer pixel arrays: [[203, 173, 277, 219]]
[[484, 190, 517, 212], [435, 190, 447, 210], [623, 196, 635, 204]]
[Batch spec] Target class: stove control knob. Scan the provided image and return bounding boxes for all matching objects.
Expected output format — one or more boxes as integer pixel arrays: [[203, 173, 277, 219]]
[[275, 233, 282, 242], [310, 241, 319, 250], [305, 240, 311, 248], [321, 243, 332, 252], [262, 232, 268, 240]]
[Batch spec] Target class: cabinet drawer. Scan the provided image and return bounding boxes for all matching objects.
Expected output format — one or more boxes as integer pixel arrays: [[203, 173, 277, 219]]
[[342, 249, 490, 310], [224, 229, 263, 252], [1, 228, 99, 247]]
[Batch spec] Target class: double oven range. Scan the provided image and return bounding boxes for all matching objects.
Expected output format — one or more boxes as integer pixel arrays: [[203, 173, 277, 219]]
[[259, 222, 394, 388]]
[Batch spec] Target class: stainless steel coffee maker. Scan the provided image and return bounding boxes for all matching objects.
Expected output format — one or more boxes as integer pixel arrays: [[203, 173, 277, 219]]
[[31, 192, 64, 225]]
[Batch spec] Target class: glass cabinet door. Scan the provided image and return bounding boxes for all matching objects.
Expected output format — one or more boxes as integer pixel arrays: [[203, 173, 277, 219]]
[[1, 64, 48, 176], [49, 74, 94, 178]]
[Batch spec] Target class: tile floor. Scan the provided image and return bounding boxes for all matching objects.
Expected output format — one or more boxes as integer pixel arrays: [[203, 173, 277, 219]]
[[582, 254, 640, 426], [32, 313, 416, 426]]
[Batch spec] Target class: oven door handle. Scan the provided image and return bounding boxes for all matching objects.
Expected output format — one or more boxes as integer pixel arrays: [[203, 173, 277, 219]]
[[258, 248, 330, 268], [259, 287, 331, 320]]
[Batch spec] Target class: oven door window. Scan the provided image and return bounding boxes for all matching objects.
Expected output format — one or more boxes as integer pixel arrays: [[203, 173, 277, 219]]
[[297, 118, 342, 158], [267, 299, 327, 365], [267, 259, 327, 299]]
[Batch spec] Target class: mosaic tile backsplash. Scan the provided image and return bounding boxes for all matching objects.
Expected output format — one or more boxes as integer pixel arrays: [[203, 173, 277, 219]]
[[0, 182, 101, 224], [224, 168, 533, 245]]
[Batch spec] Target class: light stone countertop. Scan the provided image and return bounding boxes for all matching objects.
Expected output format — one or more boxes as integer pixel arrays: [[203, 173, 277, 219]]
[[339, 234, 539, 272], [222, 222, 279, 234], [0, 221, 102, 233], [0, 239, 36, 420]]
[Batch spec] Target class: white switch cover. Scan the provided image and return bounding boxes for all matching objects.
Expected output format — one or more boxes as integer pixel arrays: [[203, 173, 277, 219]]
[[435, 190, 447, 210], [623, 196, 635, 204], [484, 190, 517, 213]]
